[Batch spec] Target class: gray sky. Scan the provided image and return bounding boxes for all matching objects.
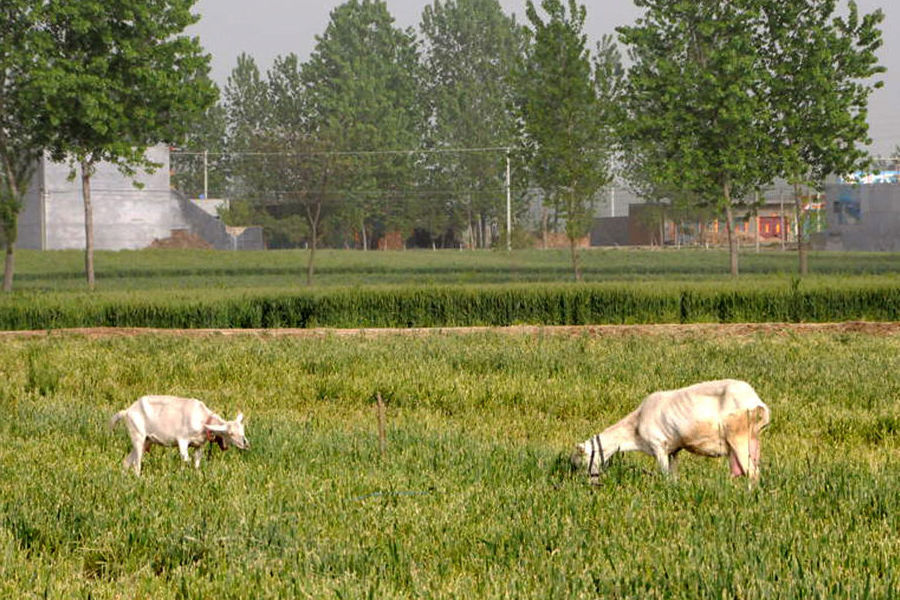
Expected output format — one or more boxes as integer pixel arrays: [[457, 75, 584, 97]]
[[190, 0, 898, 156]]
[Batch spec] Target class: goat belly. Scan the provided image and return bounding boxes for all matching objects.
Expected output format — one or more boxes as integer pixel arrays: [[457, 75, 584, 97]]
[[680, 420, 728, 457]]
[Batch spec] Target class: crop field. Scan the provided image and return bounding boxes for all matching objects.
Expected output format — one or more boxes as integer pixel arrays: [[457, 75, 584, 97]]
[[11, 247, 900, 291], [2, 329, 900, 598], [4, 248, 900, 330]]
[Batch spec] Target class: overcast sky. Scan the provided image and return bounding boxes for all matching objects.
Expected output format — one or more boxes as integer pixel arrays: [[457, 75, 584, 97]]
[[189, 0, 899, 156]]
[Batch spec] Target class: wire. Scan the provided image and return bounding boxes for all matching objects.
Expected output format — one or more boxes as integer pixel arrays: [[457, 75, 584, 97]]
[[170, 146, 513, 158]]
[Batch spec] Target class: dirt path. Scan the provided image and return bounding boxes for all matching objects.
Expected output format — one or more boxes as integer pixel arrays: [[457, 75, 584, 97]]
[[2, 321, 899, 340]]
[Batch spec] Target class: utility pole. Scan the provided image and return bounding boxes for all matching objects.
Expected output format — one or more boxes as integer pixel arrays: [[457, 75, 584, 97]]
[[506, 148, 512, 252], [779, 189, 785, 251], [755, 190, 760, 253], [203, 149, 208, 200]]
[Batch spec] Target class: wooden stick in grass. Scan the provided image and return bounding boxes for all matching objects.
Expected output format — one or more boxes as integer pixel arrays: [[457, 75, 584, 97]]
[[376, 392, 387, 458]]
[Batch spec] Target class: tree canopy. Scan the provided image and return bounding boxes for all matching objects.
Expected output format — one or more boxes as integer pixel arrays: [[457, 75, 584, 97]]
[[760, 0, 884, 273], [32, 0, 217, 288], [0, 0, 47, 291], [420, 0, 524, 249], [517, 0, 618, 280], [620, 0, 778, 276]]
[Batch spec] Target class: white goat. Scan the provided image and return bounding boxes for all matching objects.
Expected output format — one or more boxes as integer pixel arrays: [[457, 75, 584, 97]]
[[110, 395, 249, 475], [572, 379, 770, 483]]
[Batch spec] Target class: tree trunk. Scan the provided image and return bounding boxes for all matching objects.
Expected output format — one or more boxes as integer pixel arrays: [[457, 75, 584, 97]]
[[569, 237, 582, 282], [2, 238, 13, 292], [306, 223, 316, 286], [81, 160, 95, 291], [723, 195, 738, 277], [658, 208, 665, 246], [793, 181, 808, 276], [541, 207, 549, 250], [360, 215, 368, 251], [1, 158, 21, 293], [306, 202, 322, 286]]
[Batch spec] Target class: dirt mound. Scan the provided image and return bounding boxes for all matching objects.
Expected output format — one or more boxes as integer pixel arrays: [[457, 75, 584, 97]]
[[148, 230, 212, 249]]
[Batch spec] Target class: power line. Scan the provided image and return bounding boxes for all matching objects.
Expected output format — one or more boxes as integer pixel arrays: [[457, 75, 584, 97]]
[[170, 146, 512, 158]]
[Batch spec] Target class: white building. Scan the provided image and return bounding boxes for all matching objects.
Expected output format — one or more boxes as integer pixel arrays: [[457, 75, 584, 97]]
[[17, 145, 262, 250]]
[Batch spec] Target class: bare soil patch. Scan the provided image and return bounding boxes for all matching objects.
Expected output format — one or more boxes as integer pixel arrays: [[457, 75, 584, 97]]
[[148, 230, 212, 249], [2, 321, 899, 340]]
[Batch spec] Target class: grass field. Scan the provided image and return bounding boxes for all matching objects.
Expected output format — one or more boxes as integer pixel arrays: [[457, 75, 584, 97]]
[[10, 247, 900, 291], [2, 330, 900, 598], [4, 248, 900, 330]]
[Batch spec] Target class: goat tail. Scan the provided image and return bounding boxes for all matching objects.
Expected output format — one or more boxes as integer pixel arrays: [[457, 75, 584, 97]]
[[109, 410, 126, 430]]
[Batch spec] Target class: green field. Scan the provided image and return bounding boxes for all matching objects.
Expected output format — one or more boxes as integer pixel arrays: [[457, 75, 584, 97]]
[[2, 330, 900, 598], [4, 248, 900, 330], [11, 247, 900, 291]]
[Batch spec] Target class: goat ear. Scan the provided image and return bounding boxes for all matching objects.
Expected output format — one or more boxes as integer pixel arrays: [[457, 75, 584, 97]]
[[205, 423, 228, 433], [236, 412, 244, 424]]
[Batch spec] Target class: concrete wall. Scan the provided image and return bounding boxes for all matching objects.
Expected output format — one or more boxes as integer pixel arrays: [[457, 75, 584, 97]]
[[813, 183, 900, 251], [18, 145, 191, 250], [177, 194, 264, 250], [590, 216, 629, 246], [16, 145, 264, 250]]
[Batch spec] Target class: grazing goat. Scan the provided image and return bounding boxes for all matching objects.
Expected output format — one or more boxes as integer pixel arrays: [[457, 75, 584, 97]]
[[572, 379, 770, 483], [110, 395, 249, 475]]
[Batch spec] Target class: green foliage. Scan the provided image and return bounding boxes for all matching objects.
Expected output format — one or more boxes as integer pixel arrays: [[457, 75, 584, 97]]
[[2, 332, 900, 597], [619, 0, 885, 278], [302, 0, 423, 238], [619, 0, 778, 276], [517, 0, 618, 279], [27, 0, 217, 288], [420, 0, 524, 247], [0, 0, 47, 291], [35, 0, 217, 171], [763, 0, 884, 186], [170, 103, 228, 199], [759, 0, 884, 274], [223, 53, 270, 157]]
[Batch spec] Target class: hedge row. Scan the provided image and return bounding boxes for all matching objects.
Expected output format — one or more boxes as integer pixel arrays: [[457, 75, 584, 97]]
[[2, 283, 899, 330]]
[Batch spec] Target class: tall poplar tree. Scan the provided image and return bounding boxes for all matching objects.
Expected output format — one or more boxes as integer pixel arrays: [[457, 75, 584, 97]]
[[619, 0, 775, 276], [34, 0, 216, 289], [420, 0, 523, 248], [171, 101, 227, 200], [0, 0, 45, 291], [222, 53, 270, 201], [517, 0, 616, 280], [301, 0, 422, 250], [761, 0, 884, 274]]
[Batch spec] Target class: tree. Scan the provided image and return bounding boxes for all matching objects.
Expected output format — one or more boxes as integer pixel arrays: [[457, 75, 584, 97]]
[[619, 0, 776, 276], [761, 0, 884, 275], [222, 53, 270, 201], [0, 0, 45, 292], [34, 0, 216, 289], [171, 100, 227, 199], [516, 0, 617, 280], [301, 0, 423, 252], [254, 53, 338, 282], [420, 0, 524, 248]]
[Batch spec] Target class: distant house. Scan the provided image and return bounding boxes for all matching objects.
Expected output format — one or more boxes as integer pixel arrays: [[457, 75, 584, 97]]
[[591, 183, 812, 247], [814, 181, 900, 251], [17, 145, 263, 251]]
